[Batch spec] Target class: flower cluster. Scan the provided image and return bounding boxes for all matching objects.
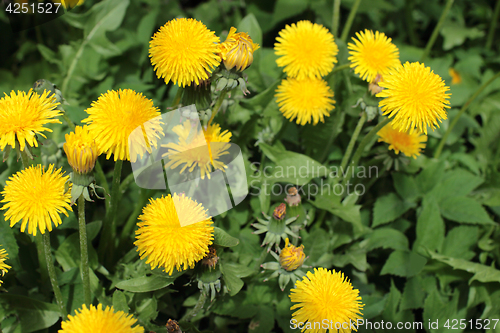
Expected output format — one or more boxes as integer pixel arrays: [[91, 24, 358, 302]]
[[274, 21, 337, 125]]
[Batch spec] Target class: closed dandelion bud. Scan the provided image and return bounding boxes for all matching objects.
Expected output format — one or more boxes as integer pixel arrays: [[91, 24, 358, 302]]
[[166, 319, 182, 333], [219, 27, 260, 72], [279, 238, 306, 271], [63, 125, 98, 176], [273, 203, 287, 220]]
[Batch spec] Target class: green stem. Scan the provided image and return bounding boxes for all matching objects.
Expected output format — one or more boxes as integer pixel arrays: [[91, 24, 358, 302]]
[[434, 71, 500, 159], [319, 111, 345, 163], [61, 114, 76, 131], [98, 159, 123, 264], [42, 232, 67, 318], [336, 112, 367, 184], [340, 0, 362, 42], [185, 291, 208, 322], [171, 87, 184, 108], [341, 118, 390, 187], [35, 235, 49, 290], [486, 0, 500, 50], [78, 195, 91, 306], [332, 0, 341, 37], [118, 172, 136, 195], [405, 0, 419, 46], [208, 90, 228, 126], [119, 188, 151, 245], [331, 63, 351, 75], [419, 0, 454, 63]]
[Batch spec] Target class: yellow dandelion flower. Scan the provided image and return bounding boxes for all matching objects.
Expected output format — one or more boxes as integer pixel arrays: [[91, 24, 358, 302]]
[[150, 18, 221, 87], [219, 27, 260, 71], [377, 62, 451, 134], [275, 21, 338, 79], [276, 77, 335, 126], [1, 164, 72, 236], [448, 68, 462, 84], [82, 89, 163, 162], [0, 89, 61, 152], [0, 246, 11, 287], [290, 268, 363, 333], [279, 238, 306, 271], [134, 194, 214, 275], [63, 125, 99, 174], [163, 121, 232, 180], [377, 122, 427, 158], [59, 304, 144, 333], [348, 30, 400, 82]]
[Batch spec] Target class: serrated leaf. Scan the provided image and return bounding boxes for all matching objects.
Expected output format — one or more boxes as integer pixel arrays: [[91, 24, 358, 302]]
[[380, 250, 427, 277], [112, 290, 129, 313], [373, 193, 413, 227], [414, 198, 445, 253], [439, 196, 494, 224], [115, 275, 174, 293], [365, 228, 409, 251], [213, 227, 239, 247], [0, 295, 60, 333]]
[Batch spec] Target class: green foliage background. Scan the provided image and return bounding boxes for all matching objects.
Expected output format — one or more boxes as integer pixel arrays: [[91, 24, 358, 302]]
[[1, 0, 500, 332]]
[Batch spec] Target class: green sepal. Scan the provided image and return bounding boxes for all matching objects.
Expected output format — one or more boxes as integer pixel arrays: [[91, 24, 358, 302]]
[[70, 185, 85, 205], [2, 145, 12, 162]]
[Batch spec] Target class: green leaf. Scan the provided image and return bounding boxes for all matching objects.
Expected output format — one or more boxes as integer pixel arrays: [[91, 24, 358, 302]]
[[372, 193, 413, 227], [442, 226, 479, 260], [380, 250, 427, 277], [237, 14, 263, 47], [440, 21, 485, 50], [0, 294, 60, 333], [0, 213, 19, 261], [213, 227, 240, 247], [271, 0, 309, 26], [220, 261, 245, 296], [439, 196, 494, 224], [401, 276, 425, 310], [115, 275, 174, 293], [112, 290, 129, 313], [431, 168, 484, 201], [365, 228, 409, 251], [425, 250, 500, 284], [414, 198, 445, 253], [249, 305, 275, 333], [423, 289, 466, 333], [416, 159, 446, 194], [392, 173, 420, 202]]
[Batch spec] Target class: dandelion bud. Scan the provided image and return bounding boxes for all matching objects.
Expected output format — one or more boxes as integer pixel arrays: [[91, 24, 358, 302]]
[[279, 238, 306, 271], [63, 125, 98, 176], [219, 27, 260, 72], [273, 203, 287, 220]]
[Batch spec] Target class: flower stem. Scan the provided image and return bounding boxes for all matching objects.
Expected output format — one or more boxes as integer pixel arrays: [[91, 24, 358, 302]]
[[78, 195, 91, 306], [331, 63, 351, 75], [42, 232, 67, 318], [341, 118, 390, 187], [332, 0, 341, 37], [419, 0, 454, 63], [486, 0, 500, 50], [98, 159, 123, 265], [185, 291, 208, 322], [336, 112, 367, 184], [340, 0, 362, 42], [171, 87, 184, 108], [434, 71, 500, 159], [208, 90, 228, 126]]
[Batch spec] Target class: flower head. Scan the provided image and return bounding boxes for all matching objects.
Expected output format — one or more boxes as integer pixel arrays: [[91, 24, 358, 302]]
[[377, 122, 427, 159], [82, 89, 163, 162], [63, 125, 99, 174], [0, 89, 61, 151], [279, 238, 306, 271], [0, 246, 11, 287], [290, 268, 363, 333], [59, 304, 143, 333], [134, 194, 214, 275], [275, 21, 338, 79], [219, 27, 260, 71], [1, 165, 72, 236], [377, 62, 450, 134], [150, 18, 221, 87], [163, 121, 232, 179], [348, 30, 400, 83], [449, 68, 462, 84], [276, 77, 335, 126]]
